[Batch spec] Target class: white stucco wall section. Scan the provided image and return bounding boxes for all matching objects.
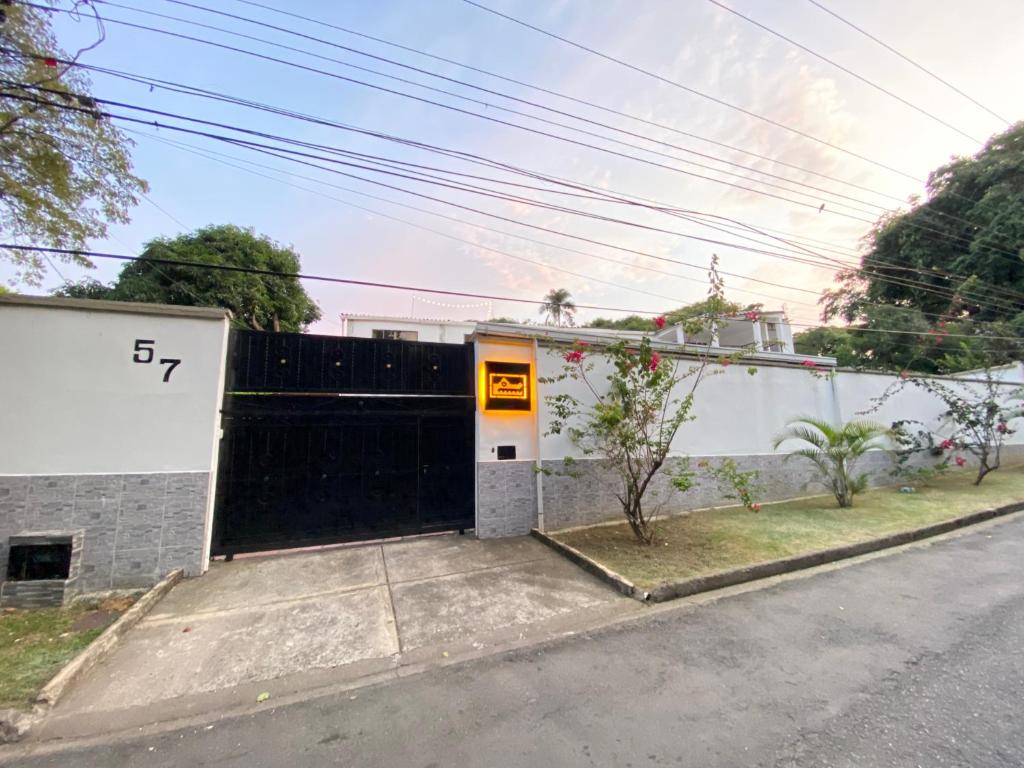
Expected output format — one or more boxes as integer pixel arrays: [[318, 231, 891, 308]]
[[835, 369, 1024, 446], [0, 298, 231, 475], [531, 343, 1024, 460], [536, 347, 837, 458]]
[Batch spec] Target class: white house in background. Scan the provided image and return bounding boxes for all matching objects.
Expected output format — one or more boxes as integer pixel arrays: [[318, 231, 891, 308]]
[[339, 313, 477, 344], [338, 310, 796, 355]]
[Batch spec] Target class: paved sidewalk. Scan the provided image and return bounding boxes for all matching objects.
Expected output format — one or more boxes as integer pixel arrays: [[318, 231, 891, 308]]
[[37, 534, 633, 738]]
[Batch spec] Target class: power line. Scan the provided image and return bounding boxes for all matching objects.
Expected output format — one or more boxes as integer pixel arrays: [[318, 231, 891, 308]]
[[141, 192, 189, 230], [1, 244, 669, 315], [8, 83, 1021, 317], [127, 0, 896, 215], [0, 87, 840, 297], [805, 0, 1010, 125], [8, 244, 1022, 342], [126, 126, 824, 311], [72, 57, 1021, 304], [18, 5, 889, 222], [703, 0, 982, 143], [15, 4, 1019, 272], [459, 0, 930, 182], [137, 125, 1023, 331], [222, 0, 931, 202]]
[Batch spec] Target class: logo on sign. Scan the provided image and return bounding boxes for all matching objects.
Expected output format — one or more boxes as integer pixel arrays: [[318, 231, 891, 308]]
[[488, 373, 528, 400]]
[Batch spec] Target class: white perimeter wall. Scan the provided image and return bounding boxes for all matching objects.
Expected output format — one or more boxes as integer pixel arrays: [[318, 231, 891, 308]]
[[0, 300, 230, 475], [533, 343, 1024, 460]]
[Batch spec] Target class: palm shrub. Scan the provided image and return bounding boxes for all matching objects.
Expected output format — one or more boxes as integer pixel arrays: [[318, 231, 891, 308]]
[[773, 417, 891, 508]]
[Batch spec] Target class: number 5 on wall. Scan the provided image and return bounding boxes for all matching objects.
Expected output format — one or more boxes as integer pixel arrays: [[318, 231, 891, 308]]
[[133, 339, 155, 364]]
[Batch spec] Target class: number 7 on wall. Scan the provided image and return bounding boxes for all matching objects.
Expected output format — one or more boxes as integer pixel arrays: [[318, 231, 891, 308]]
[[159, 358, 181, 383]]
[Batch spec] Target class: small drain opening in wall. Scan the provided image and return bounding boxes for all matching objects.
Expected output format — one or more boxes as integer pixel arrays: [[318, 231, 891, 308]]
[[6, 541, 72, 581]]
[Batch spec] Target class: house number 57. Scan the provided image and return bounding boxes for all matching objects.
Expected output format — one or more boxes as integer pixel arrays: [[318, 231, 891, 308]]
[[132, 339, 181, 382]]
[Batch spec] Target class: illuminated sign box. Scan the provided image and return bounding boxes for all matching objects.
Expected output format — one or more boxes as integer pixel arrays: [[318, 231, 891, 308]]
[[482, 361, 531, 412]]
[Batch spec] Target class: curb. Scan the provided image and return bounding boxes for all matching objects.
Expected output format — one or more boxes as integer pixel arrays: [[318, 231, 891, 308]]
[[530, 529, 648, 600], [535, 500, 1024, 604], [0, 569, 183, 743]]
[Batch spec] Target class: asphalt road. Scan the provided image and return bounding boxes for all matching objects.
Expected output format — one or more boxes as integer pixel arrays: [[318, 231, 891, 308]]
[[9, 515, 1024, 768]]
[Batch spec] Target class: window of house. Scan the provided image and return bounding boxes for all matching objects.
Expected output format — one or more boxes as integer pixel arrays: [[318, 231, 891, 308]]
[[766, 322, 777, 332], [372, 329, 419, 341]]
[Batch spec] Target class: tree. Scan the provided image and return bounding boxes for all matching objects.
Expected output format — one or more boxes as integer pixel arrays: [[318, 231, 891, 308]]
[[793, 325, 860, 367], [825, 122, 1024, 325], [796, 308, 1024, 375], [812, 122, 1024, 374], [1, 2, 146, 283], [545, 334, 703, 544], [486, 316, 523, 324], [539, 288, 576, 326], [773, 417, 890, 507], [869, 371, 1022, 486], [54, 225, 321, 331], [586, 314, 652, 331], [585, 299, 753, 332], [543, 259, 738, 544]]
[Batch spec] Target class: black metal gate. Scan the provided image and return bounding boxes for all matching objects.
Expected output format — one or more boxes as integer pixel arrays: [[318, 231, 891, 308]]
[[212, 330, 475, 556]]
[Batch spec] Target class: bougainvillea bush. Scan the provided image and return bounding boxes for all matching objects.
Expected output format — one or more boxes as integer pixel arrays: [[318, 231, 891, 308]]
[[543, 260, 752, 544], [870, 370, 1023, 486], [544, 334, 707, 545]]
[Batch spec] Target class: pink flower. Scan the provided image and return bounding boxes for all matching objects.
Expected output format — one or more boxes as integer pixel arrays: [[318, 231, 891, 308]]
[[564, 350, 584, 364], [940, 439, 955, 450], [955, 456, 967, 467], [801, 359, 818, 368], [996, 422, 1008, 433], [744, 310, 760, 322], [648, 352, 661, 372], [44, 57, 58, 68], [653, 315, 666, 330], [750, 503, 762, 513]]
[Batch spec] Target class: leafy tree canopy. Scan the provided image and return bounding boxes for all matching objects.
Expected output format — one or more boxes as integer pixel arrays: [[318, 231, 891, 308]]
[[585, 299, 756, 332], [1, 2, 146, 283], [802, 122, 1024, 374], [54, 225, 321, 331], [486, 316, 525, 324], [823, 122, 1024, 325], [795, 306, 1024, 374]]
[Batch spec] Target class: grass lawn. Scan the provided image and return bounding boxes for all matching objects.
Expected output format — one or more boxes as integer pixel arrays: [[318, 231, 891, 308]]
[[554, 467, 1024, 590], [0, 597, 133, 710]]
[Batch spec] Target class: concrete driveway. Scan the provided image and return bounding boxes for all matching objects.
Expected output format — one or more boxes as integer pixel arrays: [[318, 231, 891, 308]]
[[42, 534, 632, 736]]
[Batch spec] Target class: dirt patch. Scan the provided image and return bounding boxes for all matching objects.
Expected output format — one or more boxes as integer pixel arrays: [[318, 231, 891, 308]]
[[70, 610, 120, 633], [96, 596, 136, 613]]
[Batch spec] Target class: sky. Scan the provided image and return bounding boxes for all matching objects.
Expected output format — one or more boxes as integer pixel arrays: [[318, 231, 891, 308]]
[[8, 0, 1024, 334]]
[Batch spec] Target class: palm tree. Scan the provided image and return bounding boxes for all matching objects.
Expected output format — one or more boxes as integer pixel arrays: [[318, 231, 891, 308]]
[[539, 288, 577, 326], [773, 417, 891, 508]]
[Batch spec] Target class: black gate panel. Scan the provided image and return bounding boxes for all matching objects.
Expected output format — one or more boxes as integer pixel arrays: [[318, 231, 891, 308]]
[[213, 330, 476, 555], [227, 330, 473, 395]]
